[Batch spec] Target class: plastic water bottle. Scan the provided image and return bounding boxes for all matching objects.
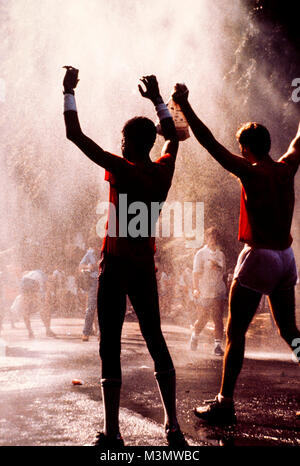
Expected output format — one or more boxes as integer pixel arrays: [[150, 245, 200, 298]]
[[156, 85, 190, 141], [166, 97, 190, 141]]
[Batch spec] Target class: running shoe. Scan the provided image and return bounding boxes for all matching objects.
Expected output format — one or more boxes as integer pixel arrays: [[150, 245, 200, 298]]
[[91, 431, 124, 448], [194, 396, 236, 425], [214, 344, 224, 357]]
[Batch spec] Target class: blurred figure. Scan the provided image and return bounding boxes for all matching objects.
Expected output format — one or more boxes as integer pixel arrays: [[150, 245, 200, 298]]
[[190, 228, 227, 356], [17, 270, 56, 339], [178, 266, 195, 324], [79, 237, 99, 341], [45, 270, 65, 318], [63, 270, 80, 317], [63, 236, 83, 316], [156, 267, 171, 317], [173, 83, 300, 424], [2, 263, 22, 329], [63, 68, 186, 447]]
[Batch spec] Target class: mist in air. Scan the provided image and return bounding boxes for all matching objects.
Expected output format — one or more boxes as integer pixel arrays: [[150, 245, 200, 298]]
[[0, 0, 246, 262], [0, 0, 299, 353]]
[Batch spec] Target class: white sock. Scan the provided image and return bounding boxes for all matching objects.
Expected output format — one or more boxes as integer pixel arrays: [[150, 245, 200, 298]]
[[214, 339, 221, 348]]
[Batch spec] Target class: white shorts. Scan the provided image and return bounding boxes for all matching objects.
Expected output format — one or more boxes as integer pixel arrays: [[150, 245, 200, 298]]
[[196, 296, 226, 308], [233, 245, 298, 295]]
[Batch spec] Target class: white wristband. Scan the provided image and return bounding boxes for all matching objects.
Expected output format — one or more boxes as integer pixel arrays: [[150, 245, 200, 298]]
[[155, 102, 171, 121], [64, 93, 77, 112]]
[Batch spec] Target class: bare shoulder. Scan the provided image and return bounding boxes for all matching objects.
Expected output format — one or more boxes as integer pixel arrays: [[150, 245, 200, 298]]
[[277, 123, 300, 173]]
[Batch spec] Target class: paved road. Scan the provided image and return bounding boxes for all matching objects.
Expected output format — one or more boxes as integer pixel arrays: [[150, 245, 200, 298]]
[[0, 315, 299, 450]]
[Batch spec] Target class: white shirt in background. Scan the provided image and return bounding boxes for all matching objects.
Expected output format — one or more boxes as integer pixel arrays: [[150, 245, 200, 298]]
[[193, 245, 226, 299]]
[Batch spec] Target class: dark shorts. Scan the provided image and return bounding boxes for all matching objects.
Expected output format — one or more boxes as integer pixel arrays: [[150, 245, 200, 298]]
[[97, 253, 174, 380]]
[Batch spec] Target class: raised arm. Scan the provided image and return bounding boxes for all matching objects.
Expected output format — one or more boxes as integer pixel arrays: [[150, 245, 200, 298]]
[[278, 122, 300, 173], [63, 66, 132, 175], [139, 75, 178, 160], [172, 84, 251, 177]]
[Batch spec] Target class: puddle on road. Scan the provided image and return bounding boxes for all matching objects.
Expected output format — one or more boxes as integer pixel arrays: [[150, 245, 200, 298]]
[[194, 422, 299, 446]]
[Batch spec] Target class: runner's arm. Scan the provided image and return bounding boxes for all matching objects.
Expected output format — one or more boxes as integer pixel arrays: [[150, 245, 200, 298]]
[[193, 271, 201, 290], [139, 75, 178, 161], [64, 102, 135, 176], [278, 122, 300, 173], [172, 84, 251, 177], [63, 66, 135, 176], [159, 113, 179, 161]]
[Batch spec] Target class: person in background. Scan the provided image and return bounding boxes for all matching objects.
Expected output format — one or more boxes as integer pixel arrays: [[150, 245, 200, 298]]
[[18, 269, 56, 339], [79, 236, 100, 341], [178, 266, 195, 324], [191, 227, 227, 356], [2, 262, 22, 329], [45, 269, 65, 320], [156, 267, 171, 317]]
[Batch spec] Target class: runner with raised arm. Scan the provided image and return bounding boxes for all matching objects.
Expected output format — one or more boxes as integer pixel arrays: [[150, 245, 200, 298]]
[[173, 83, 300, 424], [63, 67, 187, 446]]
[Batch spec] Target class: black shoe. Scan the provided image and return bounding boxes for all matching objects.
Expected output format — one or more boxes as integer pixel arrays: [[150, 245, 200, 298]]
[[91, 432, 124, 448], [214, 344, 224, 357], [166, 425, 188, 447], [194, 396, 236, 425]]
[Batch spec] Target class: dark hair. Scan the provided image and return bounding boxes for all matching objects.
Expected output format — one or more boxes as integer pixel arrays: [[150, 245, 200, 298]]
[[206, 227, 220, 243], [236, 122, 271, 157], [122, 116, 157, 153]]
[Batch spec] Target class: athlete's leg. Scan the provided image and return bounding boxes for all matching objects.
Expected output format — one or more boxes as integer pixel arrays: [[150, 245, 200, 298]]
[[39, 293, 54, 336], [268, 287, 300, 359], [23, 295, 34, 338], [97, 256, 127, 439], [82, 281, 98, 337], [128, 258, 177, 429], [128, 259, 174, 373], [211, 298, 225, 354], [211, 298, 224, 341], [193, 304, 210, 336], [190, 305, 209, 350], [220, 279, 262, 398]]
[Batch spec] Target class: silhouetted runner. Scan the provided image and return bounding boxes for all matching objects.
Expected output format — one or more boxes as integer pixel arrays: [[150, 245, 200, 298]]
[[173, 83, 300, 424], [63, 67, 187, 446]]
